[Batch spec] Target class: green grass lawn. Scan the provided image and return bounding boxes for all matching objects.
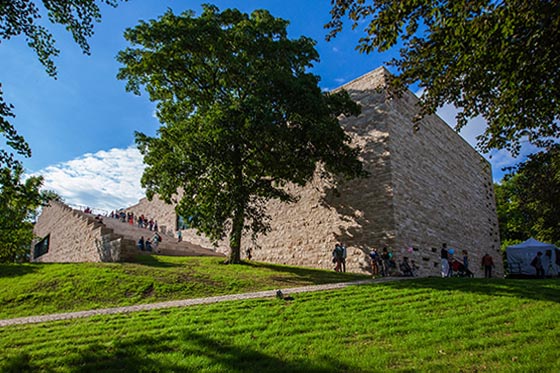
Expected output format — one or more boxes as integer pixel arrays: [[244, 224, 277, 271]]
[[1, 272, 559, 372], [0, 256, 367, 319]]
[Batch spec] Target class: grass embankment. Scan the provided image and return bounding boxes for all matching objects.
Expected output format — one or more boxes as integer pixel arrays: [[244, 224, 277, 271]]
[[0, 256, 367, 319], [1, 275, 559, 372]]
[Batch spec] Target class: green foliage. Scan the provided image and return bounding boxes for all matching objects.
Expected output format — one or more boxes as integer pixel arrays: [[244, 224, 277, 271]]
[[1, 0, 121, 77], [0, 165, 44, 263], [0, 256, 366, 318], [0, 1, 122, 262], [118, 6, 365, 263], [495, 144, 560, 247], [327, 1, 560, 155], [1, 278, 559, 371], [1, 0, 123, 161]]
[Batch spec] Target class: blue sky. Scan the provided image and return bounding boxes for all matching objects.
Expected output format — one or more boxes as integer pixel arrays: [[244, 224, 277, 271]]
[[0, 0, 529, 212]]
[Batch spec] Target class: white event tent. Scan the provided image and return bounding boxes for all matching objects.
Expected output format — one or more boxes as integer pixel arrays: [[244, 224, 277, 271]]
[[506, 238, 559, 276]]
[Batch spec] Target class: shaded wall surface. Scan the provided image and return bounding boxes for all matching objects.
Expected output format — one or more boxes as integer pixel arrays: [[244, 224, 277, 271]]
[[124, 67, 503, 277], [32, 201, 137, 263]]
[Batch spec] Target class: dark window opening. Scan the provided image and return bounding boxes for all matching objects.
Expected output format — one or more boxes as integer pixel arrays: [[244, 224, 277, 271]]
[[34, 235, 50, 259]]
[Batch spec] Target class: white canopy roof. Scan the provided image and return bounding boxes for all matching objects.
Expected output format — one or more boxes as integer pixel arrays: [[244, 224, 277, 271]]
[[507, 237, 557, 250], [506, 238, 558, 276]]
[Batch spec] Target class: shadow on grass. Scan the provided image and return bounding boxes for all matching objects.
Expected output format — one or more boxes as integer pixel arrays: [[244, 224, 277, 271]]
[[383, 277, 560, 304], [1, 332, 355, 372], [245, 261, 368, 284], [0, 264, 38, 278], [129, 255, 184, 268]]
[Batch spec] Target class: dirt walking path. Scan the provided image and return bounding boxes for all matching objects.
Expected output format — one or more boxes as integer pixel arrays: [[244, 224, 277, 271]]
[[0, 277, 405, 328]]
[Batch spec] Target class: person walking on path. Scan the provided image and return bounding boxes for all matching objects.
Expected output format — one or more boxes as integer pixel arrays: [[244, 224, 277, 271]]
[[481, 253, 495, 278]]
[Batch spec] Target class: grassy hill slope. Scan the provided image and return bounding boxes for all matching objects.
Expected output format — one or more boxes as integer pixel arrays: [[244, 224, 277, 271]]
[[0, 256, 367, 319], [1, 259, 558, 372], [0, 258, 560, 373]]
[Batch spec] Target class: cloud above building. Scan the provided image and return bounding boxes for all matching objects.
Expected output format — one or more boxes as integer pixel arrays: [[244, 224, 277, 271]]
[[34, 146, 146, 213]]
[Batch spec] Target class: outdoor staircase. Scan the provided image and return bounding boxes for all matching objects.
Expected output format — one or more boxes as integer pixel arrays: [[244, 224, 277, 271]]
[[98, 216, 223, 258]]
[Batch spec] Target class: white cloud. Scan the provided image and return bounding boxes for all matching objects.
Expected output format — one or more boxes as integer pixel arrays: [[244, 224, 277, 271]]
[[33, 146, 146, 213], [334, 77, 346, 84]]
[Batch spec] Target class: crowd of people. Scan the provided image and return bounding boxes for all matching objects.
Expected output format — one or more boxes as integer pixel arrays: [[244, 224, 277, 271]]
[[136, 232, 163, 253], [110, 210, 160, 232], [367, 246, 419, 277], [332, 242, 499, 278], [440, 243, 477, 278], [107, 210, 168, 253]]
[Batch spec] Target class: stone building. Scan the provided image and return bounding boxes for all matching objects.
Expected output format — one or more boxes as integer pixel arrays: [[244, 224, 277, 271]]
[[126, 67, 503, 277], [32, 201, 138, 263]]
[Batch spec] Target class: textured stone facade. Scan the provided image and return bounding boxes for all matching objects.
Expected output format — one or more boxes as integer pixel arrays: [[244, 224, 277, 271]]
[[32, 201, 137, 263], [127, 67, 502, 277]]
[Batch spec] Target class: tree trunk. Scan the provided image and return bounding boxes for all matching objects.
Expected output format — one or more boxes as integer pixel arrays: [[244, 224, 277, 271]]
[[228, 203, 244, 264]]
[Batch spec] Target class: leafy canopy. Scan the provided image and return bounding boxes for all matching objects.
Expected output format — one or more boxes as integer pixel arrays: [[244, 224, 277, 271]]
[[117, 5, 364, 262], [327, 0, 560, 155], [0, 165, 44, 262], [0, 1, 122, 261], [1, 0, 122, 159], [495, 144, 560, 248]]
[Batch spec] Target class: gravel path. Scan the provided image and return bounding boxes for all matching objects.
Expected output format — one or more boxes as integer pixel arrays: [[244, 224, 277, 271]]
[[0, 277, 405, 328]]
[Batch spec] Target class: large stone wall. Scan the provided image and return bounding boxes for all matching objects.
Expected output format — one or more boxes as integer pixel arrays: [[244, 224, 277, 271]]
[[124, 67, 503, 277], [32, 201, 137, 263], [386, 88, 501, 277]]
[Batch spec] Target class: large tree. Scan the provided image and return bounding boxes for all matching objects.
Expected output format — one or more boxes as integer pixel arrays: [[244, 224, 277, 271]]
[[0, 1, 122, 261], [495, 144, 560, 247], [326, 0, 560, 155], [0, 165, 44, 262], [117, 6, 365, 263]]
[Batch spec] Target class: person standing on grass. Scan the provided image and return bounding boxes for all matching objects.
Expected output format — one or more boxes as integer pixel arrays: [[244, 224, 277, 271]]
[[441, 243, 449, 278], [369, 247, 380, 277], [481, 253, 495, 278], [332, 243, 344, 272], [462, 250, 474, 277], [531, 252, 545, 278], [341, 243, 347, 272]]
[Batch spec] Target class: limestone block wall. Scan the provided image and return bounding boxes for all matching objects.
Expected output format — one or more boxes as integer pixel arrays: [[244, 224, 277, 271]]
[[32, 201, 131, 263], [123, 67, 502, 277], [384, 89, 502, 277], [243, 68, 397, 272]]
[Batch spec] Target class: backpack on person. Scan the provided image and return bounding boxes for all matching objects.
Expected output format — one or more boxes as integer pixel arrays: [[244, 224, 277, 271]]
[[334, 245, 344, 259]]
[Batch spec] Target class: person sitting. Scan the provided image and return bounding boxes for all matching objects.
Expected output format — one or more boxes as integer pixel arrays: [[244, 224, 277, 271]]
[[399, 257, 414, 276], [137, 236, 145, 251], [145, 239, 153, 252]]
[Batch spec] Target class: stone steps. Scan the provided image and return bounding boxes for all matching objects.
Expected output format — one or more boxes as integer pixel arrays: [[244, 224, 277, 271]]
[[95, 215, 223, 258]]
